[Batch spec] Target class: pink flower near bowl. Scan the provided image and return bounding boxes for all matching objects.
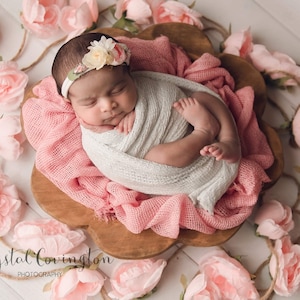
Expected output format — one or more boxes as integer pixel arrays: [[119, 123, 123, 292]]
[[50, 268, 105, 300], [292, 107, 300, 147], [13, 218, 88, 258], [0, 171, 23, 236], [109, 258, 167, 300], [248, 44, 300, 87], [59, 0, 99, 40], [20, 0, 65, 39], [0, 60, 28, 112], [254, 200, 294, 240], [222, 27, 253, 58], [0, 115, 25, 160], [269, 236, 300, 297], [185, 248, 259, 299], [115, 0, 152, 25], [183, 272, 222, 300], [151, 0, 203, 29]]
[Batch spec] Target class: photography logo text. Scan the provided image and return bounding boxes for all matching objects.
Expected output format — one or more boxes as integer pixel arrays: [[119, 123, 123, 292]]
[[0, 247, 113, 277]]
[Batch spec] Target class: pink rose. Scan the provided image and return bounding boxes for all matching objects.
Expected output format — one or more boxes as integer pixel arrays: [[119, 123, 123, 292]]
[[21, 0, 66, 39], [115, 0, 152, 25], [191, 249, 259, 300], [109, 258, 167, 300], [292, 107, 300, 147], [254, 200, 294, 240], [0, 171, 23, 236], [0, 60, 28, 112], [248, 44, 300, 87], [59, 0, 99, 40], [50, 268, 105, 300], [222, 28, 253, 58], [13, 218, 88, 258], [183, 272, 222, 300], [269, 236, 300, 296], [0, 115, 25, 160], [151, 0, 203, 29]]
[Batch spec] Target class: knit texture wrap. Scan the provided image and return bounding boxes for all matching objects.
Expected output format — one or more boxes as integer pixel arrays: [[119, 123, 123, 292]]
[[82, 71, 239, 213]]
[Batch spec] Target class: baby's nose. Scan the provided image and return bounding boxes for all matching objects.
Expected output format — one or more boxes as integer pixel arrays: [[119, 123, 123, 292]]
[[99, 99, 115, 112]]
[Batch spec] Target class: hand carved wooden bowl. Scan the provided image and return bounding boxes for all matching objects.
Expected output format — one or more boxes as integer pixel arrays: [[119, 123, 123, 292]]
[[24, 23, 283, 259]]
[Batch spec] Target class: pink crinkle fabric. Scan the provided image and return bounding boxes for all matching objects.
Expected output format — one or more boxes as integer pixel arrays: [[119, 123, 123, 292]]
[[22, 36, 274, 238]]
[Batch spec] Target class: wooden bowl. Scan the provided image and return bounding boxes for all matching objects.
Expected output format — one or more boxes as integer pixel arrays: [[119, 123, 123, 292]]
[[25, 23, 283, 259]]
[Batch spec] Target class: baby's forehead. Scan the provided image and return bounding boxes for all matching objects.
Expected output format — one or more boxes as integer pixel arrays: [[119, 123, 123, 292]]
[[72, 66, 128, 90]]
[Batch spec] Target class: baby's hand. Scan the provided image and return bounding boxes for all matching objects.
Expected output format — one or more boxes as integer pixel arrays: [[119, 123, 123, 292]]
[[115, 110, 135, 134]]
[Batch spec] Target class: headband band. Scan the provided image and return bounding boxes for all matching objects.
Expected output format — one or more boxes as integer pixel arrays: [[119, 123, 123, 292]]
[[61, 36, 130, 98]]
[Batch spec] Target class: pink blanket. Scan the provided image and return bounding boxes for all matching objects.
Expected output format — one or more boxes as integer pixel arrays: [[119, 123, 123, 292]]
[[22, 36, 274, 238]]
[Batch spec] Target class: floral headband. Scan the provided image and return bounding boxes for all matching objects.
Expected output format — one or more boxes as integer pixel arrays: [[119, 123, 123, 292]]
[[61, 36, 130, 98]]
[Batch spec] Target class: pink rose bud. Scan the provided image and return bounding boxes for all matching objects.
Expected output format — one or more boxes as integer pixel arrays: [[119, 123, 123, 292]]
[[222, 28, 253, 58], [0, 115, 25, 160], [0, 60, 28, 112], [50, 268, 105, 300], [109, 258, 167, 300], [187, 249, 260, 299], [0, 171, 23, 236], [115, 0, 152, 25], [269, 236, 300, 296], [292, 107, 300, 147], [249, 44, 300, 87], [254, 200, 294, 240], [20, 0, 64, 39], [13, 218, 88, 258], [151, 0, 203, 29], [59, 0, 99, 40]]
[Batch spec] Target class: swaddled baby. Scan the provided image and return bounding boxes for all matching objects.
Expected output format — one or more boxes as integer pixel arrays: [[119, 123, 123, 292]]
[[52, 33, 241, 214]]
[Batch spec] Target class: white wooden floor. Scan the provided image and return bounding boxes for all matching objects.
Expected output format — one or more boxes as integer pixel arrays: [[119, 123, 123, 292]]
[[1, 0, 300, 299]]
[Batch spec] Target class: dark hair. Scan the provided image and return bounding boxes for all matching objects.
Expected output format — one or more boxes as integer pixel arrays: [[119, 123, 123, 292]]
[[52, 32, 119, 95]]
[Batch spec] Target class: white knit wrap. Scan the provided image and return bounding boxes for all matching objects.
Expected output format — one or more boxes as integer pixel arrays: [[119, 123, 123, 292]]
[[81, 71, 239, 213]]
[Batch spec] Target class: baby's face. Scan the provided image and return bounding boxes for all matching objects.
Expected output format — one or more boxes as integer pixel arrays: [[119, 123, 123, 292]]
[[68, 65, 137, 129]]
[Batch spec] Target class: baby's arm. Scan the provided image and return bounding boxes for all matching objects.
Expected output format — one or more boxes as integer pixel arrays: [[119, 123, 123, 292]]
[[144, 97, 220, 167]]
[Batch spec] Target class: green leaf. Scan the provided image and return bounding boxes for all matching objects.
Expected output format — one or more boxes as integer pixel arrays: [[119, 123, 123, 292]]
[[43, 279, 54, 292], [180, 291, 185, 300], [279, 121, 291, 130], [179, 274, 188, 300], [89, 252, 103, 270], [112, 11, 139, 34], [26, 249, 36, 258], [188, 1, 196, 9], [67, 70, 81, 81], [180, 274, 188, 289], [263, 72, 297, 89], [84, 22, 97, 34]]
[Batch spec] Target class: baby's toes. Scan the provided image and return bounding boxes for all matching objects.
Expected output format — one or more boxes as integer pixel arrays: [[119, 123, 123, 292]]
[[210, 146, 223, 158], [173, 101, 184, 113], [200, 145, 211, 155]]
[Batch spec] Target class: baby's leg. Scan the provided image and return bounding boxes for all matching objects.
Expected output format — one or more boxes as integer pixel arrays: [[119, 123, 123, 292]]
[[173, 97, 220, 142], [144, 98, 220, 167], [174, 98, 240, 163]]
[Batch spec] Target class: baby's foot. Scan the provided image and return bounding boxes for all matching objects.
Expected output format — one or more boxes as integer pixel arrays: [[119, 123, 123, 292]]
[[200, 141, 241, 163], [173, 97, 220, 140]]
